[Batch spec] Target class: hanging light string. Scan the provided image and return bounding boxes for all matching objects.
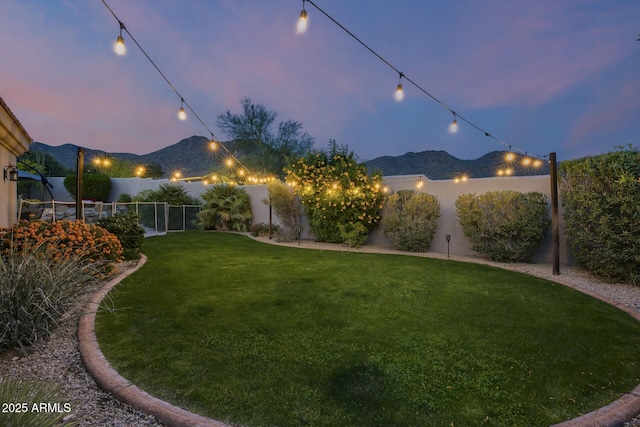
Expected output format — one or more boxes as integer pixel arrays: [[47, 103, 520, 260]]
[[302, 0, 546, 162], [100, 0, 259, 180]]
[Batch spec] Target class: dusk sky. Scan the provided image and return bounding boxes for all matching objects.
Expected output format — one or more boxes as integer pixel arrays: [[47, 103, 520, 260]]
[[1, 0, 639, 162]]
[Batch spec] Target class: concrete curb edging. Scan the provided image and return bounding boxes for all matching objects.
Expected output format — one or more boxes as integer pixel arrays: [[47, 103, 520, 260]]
[[79, 241, 640, 427], [78, 255, 232, 427]]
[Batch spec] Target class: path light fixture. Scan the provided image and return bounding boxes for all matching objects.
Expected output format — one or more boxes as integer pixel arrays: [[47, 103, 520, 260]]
[[446, 234, 451, 259]]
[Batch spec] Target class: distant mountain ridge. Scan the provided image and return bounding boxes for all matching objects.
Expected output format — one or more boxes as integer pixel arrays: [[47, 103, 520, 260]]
[[30, 136, 549, 180]]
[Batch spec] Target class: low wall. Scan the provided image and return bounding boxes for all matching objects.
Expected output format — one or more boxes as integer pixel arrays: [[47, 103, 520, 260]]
[[45, 174, 568, 264]]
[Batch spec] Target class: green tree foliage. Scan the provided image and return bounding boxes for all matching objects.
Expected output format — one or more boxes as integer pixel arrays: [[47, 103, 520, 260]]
[[216, 97, 315, 176], [559, 146, 640, 283], [456, 190, 550, 262], [97, 212, 145, 260], [285, 141, 385, 246], [267, 180, 303, 242], [197, 184, 253, 232], [63, 173, 112, 201], [383, 190, 441, 252], [18, 150, 69, 177], [132, 183, 200, 205]]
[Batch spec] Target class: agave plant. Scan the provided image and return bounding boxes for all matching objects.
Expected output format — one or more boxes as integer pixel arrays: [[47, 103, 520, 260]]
[[197, 184, 253, 232]]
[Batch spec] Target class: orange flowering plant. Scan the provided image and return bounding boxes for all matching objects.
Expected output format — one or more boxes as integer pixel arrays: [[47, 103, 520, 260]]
[[284, 140, 386, 246], [0, 219, 123, 267]]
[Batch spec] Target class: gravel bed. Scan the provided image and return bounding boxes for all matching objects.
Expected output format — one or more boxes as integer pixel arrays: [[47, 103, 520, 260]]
[[1, 239, 638, 426]]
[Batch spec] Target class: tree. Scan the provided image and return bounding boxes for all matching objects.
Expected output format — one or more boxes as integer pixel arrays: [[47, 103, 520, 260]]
[[197, 184, 253, 231], [216, 98, 314, 176], [132, 183, 200, 205]]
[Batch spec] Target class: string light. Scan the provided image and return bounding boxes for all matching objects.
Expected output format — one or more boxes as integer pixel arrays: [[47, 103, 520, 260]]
[[448, 112, 458, 134], [395, 72, 404, 102], [297, 0, 308, 34], [114, 21, 126, 55], [101, 0, 274, 184], [177, 98, 187, 121], [299, 0, 547, 165]]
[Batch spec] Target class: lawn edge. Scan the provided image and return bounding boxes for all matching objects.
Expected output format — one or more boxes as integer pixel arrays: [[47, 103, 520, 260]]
[[78, 254, 234, 427], [80, 234, 640, 427]]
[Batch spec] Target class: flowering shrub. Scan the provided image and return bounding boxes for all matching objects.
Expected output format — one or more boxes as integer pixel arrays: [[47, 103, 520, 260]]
[[0, 220, 123, 266], [284, 141, 385, 246]]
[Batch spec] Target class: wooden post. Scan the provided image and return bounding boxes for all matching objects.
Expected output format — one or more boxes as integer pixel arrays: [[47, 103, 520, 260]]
[[550, 152, 560, 275], [76, 148, 84, 221]]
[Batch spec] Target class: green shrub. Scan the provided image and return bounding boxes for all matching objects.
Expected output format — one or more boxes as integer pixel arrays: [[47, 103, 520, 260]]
[[559, 146, 640, 283], [133, 183, 201, 205], [383, 190, 440, 252], [267, 181, 303, 242], [284, 140, 385, 246], [117, 193, 132, 203], [97, 212, 145, 260], [250, 222, 282, 237], [456, 190, 550, 262], [197, 184, 253, 232], [0, 243, 97, 352], [0, 378, 77, 426], [63, 173, 112, 201]]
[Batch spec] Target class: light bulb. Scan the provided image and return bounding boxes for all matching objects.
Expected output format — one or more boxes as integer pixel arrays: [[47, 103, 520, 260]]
[[533, 159, 543, 168], [114, 35, 126, 55], [522, 157, 531, 166], [225, 158, 234, 167], [395, 83, 404, 102], [210, 141, 218, 151], [448, 118, 458, 134], [297, 9, 308, 34], [505, 152, 515, 162], [178, 106, 187, 121]]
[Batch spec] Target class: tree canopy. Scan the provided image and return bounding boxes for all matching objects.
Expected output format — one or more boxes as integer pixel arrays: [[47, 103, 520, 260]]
[[216, 98, 315, 177]]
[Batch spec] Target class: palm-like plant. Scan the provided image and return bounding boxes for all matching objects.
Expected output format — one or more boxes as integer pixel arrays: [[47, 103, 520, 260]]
[[197, 184, 253, 231]]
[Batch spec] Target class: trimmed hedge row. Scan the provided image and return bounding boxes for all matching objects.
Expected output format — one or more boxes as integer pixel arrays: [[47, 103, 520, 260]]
[[559, 146, 640, 284]]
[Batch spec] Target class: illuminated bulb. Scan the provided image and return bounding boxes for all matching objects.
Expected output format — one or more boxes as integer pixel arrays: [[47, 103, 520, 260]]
[[174, 171, 182, 178], [297, 8, 308, 34], [238, 169, 246, 177], [211, 174, 218, 181], [505, 152, 515, 162], [505, 168, 513, 176], [178, 106, 187, 121], [416, 180, 423, 189], [448, 113, 458, 134], [448, 118, 458, 134], [210, 141, 218, 150], [395, 83, 404, 102], [454, 177, 460, 184], [225, 158, 234, 167], [522, 157, 531, 166], [203, 180, 208, 185], [114, 35, 126, 56], [462, 175, 468, 182], [533, 159, 543, 168]]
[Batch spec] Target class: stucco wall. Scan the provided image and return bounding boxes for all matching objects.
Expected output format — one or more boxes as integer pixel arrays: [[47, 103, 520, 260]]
[[47, 174, 567, 264]]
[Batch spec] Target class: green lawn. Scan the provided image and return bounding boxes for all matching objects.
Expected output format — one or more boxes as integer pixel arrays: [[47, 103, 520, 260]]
[[95, 232, 640, 427]]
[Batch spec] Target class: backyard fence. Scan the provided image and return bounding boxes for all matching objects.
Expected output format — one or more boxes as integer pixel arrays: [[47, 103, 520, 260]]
[[17, 200, 202, 237]]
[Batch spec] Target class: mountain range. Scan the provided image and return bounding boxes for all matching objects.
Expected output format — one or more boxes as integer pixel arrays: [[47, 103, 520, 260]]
[[29, 136, 549, 180]]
